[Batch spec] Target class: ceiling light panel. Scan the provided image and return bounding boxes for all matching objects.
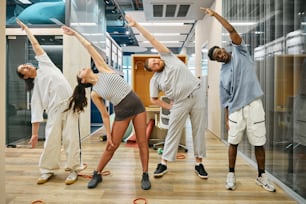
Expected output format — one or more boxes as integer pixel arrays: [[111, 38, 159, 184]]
[[135, 34, 187, 42], [131, 24, 192, 34], [139, 41, 183, 48]]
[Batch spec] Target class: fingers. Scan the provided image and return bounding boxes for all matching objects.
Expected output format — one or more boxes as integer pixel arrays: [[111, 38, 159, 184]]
[[106, 140, 115, 151], [61, 26, 74, 35], [125, 15, 135, 26], [28, 138, 36, 148], [200, 7, 213, 15], [125, 14, 130, 21], [108, 139, 115, 147], [16, 18, 25, 28]]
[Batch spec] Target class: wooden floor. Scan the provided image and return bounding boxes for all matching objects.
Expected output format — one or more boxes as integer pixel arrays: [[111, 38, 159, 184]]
[[5, 127, 298, 204]]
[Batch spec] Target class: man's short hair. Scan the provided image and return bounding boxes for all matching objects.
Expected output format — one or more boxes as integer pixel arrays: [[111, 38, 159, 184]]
[[144, 58, 152, 72], [208, 46, 220, 61]]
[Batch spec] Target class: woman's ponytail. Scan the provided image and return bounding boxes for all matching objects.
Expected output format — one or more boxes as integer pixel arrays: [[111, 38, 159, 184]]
[[65, 77, 92, 113]]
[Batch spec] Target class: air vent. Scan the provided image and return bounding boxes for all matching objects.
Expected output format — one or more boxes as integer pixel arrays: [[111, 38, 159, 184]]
[[153, 5, 163, 17], [152, 4, 190, 18], [143, 0, 214, 20], [177, 5, 190, 17]]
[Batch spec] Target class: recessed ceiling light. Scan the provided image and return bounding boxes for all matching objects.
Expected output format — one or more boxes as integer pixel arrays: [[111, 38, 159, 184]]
[[139, 23, 184, 26], [153, 33, 180, 36], [230, 22, 257, 26], [71, 22, 97, 26]]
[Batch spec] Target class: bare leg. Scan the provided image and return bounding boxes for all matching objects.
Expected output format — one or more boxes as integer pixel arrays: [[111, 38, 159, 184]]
[[196, 157, 202, 163], [229, 144, 238, 170], [255, 145, 265, 175], [95, 118, 130, 172], [133, 111, 149, 172]]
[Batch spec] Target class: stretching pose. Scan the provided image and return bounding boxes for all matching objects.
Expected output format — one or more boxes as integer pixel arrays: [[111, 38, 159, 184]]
[[126, 15, 208, 179], [201, 8, 275, 192], [62, 26, 151, 190], [16, 19, 82, 185]]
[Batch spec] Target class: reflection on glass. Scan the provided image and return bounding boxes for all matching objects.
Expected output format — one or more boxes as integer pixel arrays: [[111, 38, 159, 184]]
[[223, 0, 306, 200], [69, 0, 106, 51]]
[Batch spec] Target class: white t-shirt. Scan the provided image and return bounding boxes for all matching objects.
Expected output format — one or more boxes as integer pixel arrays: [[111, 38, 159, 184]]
[[149, 52, 200, 103], [31, 53, 72, 123]]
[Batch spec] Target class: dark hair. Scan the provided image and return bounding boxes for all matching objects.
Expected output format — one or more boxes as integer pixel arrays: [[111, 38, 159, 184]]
[[144, 58, 152, 72], [208, 46, 220, 61], [65, 76, 92, 113], [16, 65, 35, 91]]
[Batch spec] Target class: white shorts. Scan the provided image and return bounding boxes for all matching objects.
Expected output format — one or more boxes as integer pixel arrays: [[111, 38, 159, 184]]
[[228, 99, 266, 146]]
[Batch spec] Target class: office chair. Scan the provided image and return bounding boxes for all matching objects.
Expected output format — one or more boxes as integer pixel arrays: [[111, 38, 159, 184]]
[[152, 96, 188, 152]]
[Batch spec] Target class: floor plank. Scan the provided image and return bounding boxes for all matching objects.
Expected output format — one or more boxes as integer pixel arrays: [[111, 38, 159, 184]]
[[5, 128, 297, 204]]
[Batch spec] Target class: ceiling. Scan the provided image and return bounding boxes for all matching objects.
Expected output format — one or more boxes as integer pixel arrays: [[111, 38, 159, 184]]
[[6, 0, 214, 54], [107, 0, 214, 54]]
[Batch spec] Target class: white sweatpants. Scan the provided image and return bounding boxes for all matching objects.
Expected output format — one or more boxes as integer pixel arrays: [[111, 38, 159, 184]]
[[39, 101, 81, 174], [162, 83, 207, 161]]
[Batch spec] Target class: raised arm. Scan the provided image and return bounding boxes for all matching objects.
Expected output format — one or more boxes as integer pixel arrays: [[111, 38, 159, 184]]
[[200, 8, 241, 45], [16, 18, 45, 56], [62, 26, 113, 73], [125, 15, 170, 53]]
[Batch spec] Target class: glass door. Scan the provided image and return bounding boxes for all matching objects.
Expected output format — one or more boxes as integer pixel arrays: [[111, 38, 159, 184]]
[[6, 35, 31, 146]]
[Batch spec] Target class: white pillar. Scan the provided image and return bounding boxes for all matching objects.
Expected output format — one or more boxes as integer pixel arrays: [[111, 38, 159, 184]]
[[63, 34, 91, 139], [194, 0, 223, 137], [0, 1, 6, 203]]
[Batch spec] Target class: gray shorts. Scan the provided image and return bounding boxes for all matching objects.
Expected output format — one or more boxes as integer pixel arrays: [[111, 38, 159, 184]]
[[114, 91, 145, 121]]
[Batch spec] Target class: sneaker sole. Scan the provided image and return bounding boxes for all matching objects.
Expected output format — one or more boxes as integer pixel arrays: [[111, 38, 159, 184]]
[[65, 177, 78, 185], [225, 184, 236, 190], [194, 170, 208, 179], [256, 180, 276, 192], [153, 170, 167, 178], [141, 182, 151, 190], [37, 174, 54, 184]]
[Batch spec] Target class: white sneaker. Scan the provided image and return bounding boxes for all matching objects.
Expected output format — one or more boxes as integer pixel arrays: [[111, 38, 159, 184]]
[[37, 173, 54, 184], [256, 173, 276, 192], [225, 172, 236, 190], [65, 171, 78, 185]]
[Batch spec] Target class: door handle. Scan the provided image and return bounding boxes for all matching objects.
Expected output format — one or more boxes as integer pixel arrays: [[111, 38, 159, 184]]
[[27, 92, 30, 110]]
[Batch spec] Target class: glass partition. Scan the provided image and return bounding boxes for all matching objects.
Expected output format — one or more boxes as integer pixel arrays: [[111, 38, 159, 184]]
[[68, 0, 106, 51], [222, 0, 306, 201], [222, 0, 306, 199]]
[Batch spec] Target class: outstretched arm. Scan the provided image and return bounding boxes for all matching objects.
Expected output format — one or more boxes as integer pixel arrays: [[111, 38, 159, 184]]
[[125, 15, 170, 53], [91, 91, 114, 147], [200, 8, 241, 45], [16, 18, 44, 56], [62, 26, 113, 73]]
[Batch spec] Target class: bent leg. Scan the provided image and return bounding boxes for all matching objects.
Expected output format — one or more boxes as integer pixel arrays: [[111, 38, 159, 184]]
[[96, 118, 130, 172]]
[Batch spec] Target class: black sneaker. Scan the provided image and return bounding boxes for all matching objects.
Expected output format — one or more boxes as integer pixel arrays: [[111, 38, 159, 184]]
[[154, 163, 167, 177], [88, 171, 102, 189], [141, 172, 151, 190], [195, 164, 208, 179]]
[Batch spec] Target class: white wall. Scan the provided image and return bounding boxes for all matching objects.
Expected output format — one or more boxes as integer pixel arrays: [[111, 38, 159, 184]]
[[63, 35, 91, 139], [0, 1, 6, 203], [195, 0, 222, 137]]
